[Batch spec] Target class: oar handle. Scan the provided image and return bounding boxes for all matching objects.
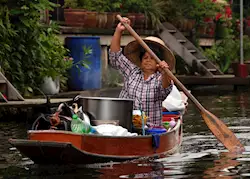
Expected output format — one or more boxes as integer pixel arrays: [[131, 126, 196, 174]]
[[116, 15, 205, 112]]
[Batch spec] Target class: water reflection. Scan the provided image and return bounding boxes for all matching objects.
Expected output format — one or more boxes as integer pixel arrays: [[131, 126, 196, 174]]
[[237, 93, 249, 118], [96, 161, 164, 179], [203, 152, 242, 179]]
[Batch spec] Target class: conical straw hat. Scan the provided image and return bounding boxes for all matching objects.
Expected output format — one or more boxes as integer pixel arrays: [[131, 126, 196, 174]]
[[124, 36, 175, 71]]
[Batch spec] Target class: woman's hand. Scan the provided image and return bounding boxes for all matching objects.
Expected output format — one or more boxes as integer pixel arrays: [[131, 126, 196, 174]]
[[156, 61, 169, 74], [157, 61, 172, 88], [110, 17, 130, 53], [116, 17, 131, 33]]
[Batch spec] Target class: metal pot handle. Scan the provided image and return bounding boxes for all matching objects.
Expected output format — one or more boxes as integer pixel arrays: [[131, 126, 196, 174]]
[[73, 95, 82, 102], [72, 95, 97, 124]]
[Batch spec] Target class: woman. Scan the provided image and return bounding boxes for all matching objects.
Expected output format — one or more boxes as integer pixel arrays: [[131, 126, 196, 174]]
[[109, 17, 175, 126]]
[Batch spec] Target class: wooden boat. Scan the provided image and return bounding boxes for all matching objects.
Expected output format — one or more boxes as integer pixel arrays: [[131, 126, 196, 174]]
[[9, 92, 187, 165], [9, 113, 182, 165]]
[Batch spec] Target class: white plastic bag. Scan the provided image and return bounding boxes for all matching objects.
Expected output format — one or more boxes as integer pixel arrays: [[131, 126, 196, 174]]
[[162, 85, 186, 112], [40, 76, 60, 95], [93, 124, 138, 136]]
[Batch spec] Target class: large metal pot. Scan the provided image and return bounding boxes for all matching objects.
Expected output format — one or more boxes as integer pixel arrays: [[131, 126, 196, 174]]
[[74, 96, 134, 131]]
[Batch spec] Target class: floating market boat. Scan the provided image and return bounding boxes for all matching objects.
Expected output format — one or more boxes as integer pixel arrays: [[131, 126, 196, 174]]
[[9, 95, 186, 165]]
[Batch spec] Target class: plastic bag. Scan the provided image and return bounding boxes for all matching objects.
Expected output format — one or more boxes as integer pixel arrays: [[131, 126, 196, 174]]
[[94, 124, 138, 136], [162, 85, 186, 113]]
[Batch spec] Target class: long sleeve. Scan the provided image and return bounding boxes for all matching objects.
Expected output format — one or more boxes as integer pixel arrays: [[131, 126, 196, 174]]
[[109, 48, 136, 78], [157, 75, 173, 101]]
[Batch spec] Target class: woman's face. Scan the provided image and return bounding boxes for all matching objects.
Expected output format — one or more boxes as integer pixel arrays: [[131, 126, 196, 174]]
[[140, 52, 157, 72]]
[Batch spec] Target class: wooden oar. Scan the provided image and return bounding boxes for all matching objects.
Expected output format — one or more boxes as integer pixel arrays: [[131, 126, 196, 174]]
[[116, 15, 245, 153]]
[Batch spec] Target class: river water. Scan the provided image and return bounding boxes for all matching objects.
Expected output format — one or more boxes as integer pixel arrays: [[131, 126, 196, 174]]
[[1, 89, 250, 178]]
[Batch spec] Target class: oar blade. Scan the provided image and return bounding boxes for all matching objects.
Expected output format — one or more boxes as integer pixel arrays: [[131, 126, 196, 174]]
[[201, 110, 245, 153]]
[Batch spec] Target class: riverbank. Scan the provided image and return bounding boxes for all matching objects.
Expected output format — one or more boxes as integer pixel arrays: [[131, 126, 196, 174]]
[[0, 74, 250, 116]]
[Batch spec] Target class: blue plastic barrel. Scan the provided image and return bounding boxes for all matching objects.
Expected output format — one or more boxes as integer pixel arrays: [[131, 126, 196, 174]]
[[65, 36, 101, 90]]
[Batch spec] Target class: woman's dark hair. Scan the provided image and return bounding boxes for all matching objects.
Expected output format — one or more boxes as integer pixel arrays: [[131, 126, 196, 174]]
[[139, 43, 163, 61]]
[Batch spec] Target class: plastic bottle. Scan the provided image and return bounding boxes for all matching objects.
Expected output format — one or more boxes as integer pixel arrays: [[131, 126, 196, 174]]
[[71, 114, 98, 134], [71, 114, 85, 134], [163, 121, 170, 129]]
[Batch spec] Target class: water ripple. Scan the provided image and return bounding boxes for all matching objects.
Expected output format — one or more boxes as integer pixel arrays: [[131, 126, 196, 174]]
[[1, 91, 250, 178]]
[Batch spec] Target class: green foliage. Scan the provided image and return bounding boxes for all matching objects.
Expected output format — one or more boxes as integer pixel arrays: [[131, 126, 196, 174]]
[[121, 0, 169, 28], [64, 0, 78, 9], [64, 0, 122, 12], [204, 33, 250, 73], [64, 0, 225, 28], [141, 0, 168, 28], [73, 45, 92, 74], [64, 0, 168, 28], [204, 34, 238, 73], [0, 0, 72, 96], [184, 0, 223, 22], [40, 22, 72, 80], [175, 55, 193, 75]]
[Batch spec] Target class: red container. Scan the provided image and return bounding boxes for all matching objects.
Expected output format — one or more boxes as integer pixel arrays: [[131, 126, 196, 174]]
[[232, 63, 249, 78], [162, 114, 180, 122]]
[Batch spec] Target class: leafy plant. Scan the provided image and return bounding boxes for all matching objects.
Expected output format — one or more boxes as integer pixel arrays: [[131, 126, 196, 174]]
[[183, 0, 223, 23], [73, 45, 92, 71], [0, 0, 72, 96], [203, 32, 250, 73], [64, 0, 122, 12], [40, 21, 72, 80], [64, 0, 78, 9], [174, 0, 224, 43], [138, 0, 168, 28], [175, 55, 193, 75], [204, 34, 238, 73], [0, 0, 53, 95], [64, 0, 168, 28]]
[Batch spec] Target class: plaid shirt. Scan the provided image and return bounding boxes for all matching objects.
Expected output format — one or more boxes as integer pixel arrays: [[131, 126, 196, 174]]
[[109, 49, 173, 126]]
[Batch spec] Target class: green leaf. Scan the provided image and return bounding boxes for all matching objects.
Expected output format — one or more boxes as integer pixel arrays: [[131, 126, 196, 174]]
[[82, 62, 90, 69], [10, 9, 23, 15], [21, 5, 29, 10], [27, 87, 33, 93]]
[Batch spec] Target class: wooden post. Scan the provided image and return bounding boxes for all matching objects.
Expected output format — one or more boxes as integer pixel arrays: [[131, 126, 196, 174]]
[[101, 45, 108, 83]]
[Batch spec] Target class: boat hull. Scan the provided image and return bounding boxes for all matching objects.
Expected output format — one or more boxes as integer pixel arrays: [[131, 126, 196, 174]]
[[9, 139, 136, 164], [9, 119, 182, 165]]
